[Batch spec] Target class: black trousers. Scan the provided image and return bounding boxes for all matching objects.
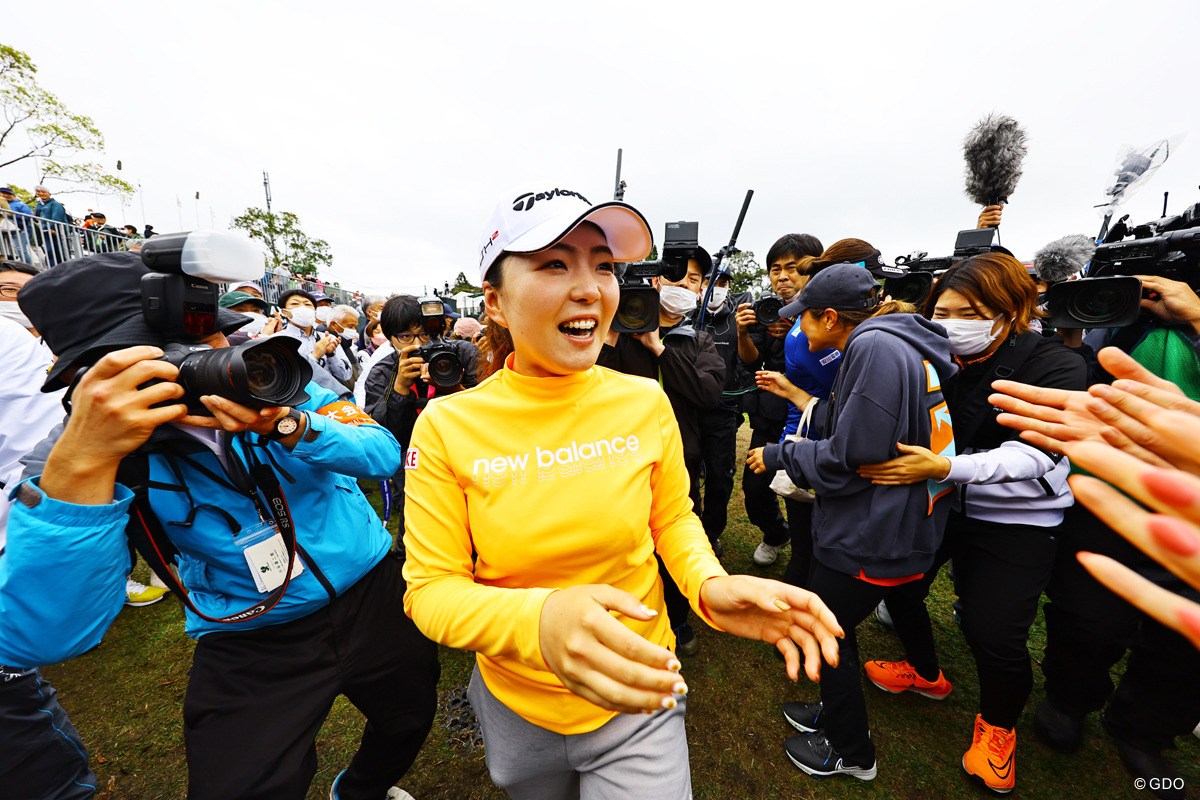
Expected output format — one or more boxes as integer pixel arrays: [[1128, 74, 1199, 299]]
[[807, 561, 892, 767], [742, 423, 790, 548], [0, 666, 97, 800], [1042, 505, 1200, 753], [781, 499, 815, 590], [697, 405, 743, 545], [883, 511, 1058, 730], [658, 461, 704, 634], [183, 555, 440, 800]]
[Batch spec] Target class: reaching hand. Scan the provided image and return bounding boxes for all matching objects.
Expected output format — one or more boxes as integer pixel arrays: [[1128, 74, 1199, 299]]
[[1065, 440, 1200, 651], [858, 442, 950, 485], [698, 575, 843, 682], [538, 585, 683, 715], [746, 446, 768, 474], [755, 370, 811, 408]]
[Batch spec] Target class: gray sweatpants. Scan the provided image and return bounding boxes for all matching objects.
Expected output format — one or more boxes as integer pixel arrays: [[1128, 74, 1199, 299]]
[[468, 665, 691, 800]]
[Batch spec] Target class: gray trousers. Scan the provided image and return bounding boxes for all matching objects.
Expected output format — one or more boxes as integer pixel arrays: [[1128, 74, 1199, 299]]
[[468, 666, 691, 800]]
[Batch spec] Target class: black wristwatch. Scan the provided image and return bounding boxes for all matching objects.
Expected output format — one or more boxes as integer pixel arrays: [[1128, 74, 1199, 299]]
[[264, 408, 305, 442]]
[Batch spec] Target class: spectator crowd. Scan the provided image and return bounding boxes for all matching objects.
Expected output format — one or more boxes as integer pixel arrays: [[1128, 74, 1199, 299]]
[[2, 178, 1200, 800]]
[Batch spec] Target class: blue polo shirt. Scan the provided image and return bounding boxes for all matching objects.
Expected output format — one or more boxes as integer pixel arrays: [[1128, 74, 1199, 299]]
[[782, 319, 842, 437]]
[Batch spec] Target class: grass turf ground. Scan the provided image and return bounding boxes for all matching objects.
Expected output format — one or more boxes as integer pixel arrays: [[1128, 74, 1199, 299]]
[[41, 424, 1200, 799]]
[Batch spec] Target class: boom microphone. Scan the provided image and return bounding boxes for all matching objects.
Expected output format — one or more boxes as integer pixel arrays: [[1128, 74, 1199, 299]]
[[963, 113, 1029, 208], [1034, 234, 1096, 283]]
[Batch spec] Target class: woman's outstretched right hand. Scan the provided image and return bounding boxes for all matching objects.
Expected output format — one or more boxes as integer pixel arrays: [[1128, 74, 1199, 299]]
[[538, 585, 686, 716]]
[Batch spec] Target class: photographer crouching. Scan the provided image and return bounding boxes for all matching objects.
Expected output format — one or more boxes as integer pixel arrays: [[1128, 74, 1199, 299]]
[[1, 238, 438, 800]]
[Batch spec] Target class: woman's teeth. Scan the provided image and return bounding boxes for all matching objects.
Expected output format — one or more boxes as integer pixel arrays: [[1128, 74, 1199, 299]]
[[559, 320, 596, 335]]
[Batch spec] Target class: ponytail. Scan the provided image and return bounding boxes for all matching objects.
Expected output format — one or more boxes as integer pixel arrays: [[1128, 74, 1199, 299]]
[[477, 255, 514, 379]]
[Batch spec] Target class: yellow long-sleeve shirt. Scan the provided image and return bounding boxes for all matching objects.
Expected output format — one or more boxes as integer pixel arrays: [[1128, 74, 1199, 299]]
[[402, 360, 726, 734]]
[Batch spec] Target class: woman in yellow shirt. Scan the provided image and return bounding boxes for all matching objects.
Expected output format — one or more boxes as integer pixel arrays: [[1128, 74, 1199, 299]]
[[402, 186, 842, 799]]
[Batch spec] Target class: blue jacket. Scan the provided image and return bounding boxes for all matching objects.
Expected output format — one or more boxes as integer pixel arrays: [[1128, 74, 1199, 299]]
[[34, 197, 70, 226], [7, 199, 32, 230], [0, 381, 401, 667]]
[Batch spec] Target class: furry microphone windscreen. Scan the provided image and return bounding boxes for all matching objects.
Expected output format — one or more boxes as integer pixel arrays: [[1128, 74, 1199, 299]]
[[963, 113, 1029, 207], [1034, 234, 1096, 283]]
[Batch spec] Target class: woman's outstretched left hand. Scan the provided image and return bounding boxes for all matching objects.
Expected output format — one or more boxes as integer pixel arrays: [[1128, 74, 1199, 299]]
[[698, 575, 843, 682]]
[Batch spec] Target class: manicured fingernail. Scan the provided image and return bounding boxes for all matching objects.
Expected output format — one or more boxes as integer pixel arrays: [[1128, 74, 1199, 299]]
[[666, 659, 681, 673], [773, 598, 790, 611], [673, 682, 688, 696], [638, 604, 658, 617], [1143, 468, 1200, 508], [660, 696, 677, 710], [1148, 516, 1200, 556], [1177, 605, 1200, 638]]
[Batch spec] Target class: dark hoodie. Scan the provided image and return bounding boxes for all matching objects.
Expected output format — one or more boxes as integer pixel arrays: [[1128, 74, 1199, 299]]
[[762, 313, 958, 579]]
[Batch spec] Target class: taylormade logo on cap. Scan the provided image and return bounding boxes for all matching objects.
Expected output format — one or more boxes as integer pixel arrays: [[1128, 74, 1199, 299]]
[[512, 188, 589, 212]]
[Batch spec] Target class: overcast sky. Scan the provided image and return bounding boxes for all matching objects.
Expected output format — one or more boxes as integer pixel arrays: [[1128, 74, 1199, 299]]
[[6, 1, 1199, 296]]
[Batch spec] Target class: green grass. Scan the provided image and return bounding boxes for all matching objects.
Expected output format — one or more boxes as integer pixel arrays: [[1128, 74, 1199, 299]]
[[41, 425, 1200, 798]]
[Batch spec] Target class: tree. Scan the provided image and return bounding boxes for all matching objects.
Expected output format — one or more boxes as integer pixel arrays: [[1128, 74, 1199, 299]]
[[0, 44, 133, 197], [449, 271, 481, 295], [723, 250, 766, 294], [231, 207, 332, 279]]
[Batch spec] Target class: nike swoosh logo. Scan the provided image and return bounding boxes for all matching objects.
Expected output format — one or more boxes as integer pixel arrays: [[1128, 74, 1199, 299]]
[[991, 750, 1014, 780]]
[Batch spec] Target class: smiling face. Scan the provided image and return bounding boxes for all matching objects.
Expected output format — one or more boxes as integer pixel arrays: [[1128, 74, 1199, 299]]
[[483, 222, 616, 378]]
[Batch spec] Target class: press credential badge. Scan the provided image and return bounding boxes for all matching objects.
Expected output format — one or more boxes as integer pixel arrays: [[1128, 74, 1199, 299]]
[[240, 519, 304, 593]]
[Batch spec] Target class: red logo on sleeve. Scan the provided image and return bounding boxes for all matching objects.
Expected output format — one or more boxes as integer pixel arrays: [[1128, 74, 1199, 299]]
[[316, 401, 379, 427]]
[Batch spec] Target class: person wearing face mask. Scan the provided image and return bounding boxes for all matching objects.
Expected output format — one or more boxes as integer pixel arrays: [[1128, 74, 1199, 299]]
[[599, 254, 725, 655], [853, 252, 1086, 794], [270, 289, 353, 385], [691, 261, 755, 557], [218, 290, 270, 344], [316, 304, 361, 389], [0, 260, 42, 337]]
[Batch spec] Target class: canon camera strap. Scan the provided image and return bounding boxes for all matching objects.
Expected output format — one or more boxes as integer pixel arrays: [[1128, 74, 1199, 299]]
[[119, 436, 301, 625]]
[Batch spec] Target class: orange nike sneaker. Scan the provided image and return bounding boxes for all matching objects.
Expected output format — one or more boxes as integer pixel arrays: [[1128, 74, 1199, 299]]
[[864, 659, 953, 700], [962, 714, 1016, 794]]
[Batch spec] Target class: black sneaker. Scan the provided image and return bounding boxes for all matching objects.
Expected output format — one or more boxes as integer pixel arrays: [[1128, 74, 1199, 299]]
[[1102, 712, 1184, 800], [784, 731, 877, 780], [783, 701, 824, 733], [1034, 697, 1084, 753], [675, 624, 700, 657]]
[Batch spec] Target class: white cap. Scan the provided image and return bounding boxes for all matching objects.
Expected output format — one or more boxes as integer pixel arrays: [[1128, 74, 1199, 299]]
[[476, 186, 653, 283]]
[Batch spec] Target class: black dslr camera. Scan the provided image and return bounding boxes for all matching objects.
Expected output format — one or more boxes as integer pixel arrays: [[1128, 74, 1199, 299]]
[[416, 295, 465, 388], [613, 221, 699, 334], [1044, 203, 1200, 329], [140, 231, 312, 414], [886, 228, 1000, 306], [752, 294, 784, 325]]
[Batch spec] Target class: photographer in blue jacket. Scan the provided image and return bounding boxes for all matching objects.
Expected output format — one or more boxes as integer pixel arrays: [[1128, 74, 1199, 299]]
[[0, 246, 438, 800]]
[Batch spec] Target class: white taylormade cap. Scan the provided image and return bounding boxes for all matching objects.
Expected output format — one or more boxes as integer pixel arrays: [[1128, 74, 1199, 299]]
[[476, 186, 654, 283]]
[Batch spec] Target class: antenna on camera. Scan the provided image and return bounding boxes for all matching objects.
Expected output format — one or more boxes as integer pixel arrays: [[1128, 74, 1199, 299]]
[[1164, 191, 1170, 217]]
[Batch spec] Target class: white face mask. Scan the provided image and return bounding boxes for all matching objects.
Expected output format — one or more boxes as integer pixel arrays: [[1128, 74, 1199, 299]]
[[659, 284, 699, 318], [285, 306, 317, 329], [706, 287, 729, 312], [0, 301, 32, 329], [315, 306, 333, 324], [939, 314, 1006, 356], [238, 311, 267, 335], [339, 326, 357, 341]]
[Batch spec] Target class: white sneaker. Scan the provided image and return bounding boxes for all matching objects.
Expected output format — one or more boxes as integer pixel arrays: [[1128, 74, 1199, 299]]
[[753, 542, 781, 566], [387, 790, 415, 800], [125, 578, 168, 607], [874, 600, 894, 630], [1193, 722, 1200, 741], [149, 571, 169, 589]]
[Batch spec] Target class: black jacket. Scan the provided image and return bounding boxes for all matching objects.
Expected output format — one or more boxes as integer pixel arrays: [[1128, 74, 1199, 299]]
[[597, 324, 724, 466], [690, 291, 755, 402], [742, 322, 790, 430]]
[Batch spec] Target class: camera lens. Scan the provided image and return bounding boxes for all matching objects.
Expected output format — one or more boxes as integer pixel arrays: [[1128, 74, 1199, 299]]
[[418, 342, 465, 388], [175, 337, 312, 412], [883, 273, 934, 306], [754, 296, 783, 325], [1069, 281, 1139, 325], [613, 286, 659, 334]]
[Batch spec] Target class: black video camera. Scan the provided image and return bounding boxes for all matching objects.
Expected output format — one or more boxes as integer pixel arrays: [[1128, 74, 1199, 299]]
[[886, 228, 1000, 306], [752, 294, 784, 325], [1045, 203, 1200, 329], [413, 294, 466, 388], [613, 221, 699, 334], [139, 231, 313, 414]]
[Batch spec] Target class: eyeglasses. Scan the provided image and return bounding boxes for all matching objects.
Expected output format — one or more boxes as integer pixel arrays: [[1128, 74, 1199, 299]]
[[394, 331, 432, 345], [0, 284, 21, 299]]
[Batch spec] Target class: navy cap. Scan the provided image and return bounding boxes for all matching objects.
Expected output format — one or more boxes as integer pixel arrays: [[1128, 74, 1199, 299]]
[[779, 263, 881, 319]]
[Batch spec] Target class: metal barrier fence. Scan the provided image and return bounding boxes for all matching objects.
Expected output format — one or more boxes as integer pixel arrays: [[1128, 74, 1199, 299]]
[[0, 209, 131, 267], [0, 207, 364, 310]]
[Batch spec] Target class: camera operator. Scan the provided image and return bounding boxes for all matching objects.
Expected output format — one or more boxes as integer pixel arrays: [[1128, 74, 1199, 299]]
[[364, 295, 472, 553], [737, 233, 823, 569], [692, 260, 755, 556], [1, 252, 438, 800], [598, 253, 724, 655], [993, 271, 1200, 798]]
